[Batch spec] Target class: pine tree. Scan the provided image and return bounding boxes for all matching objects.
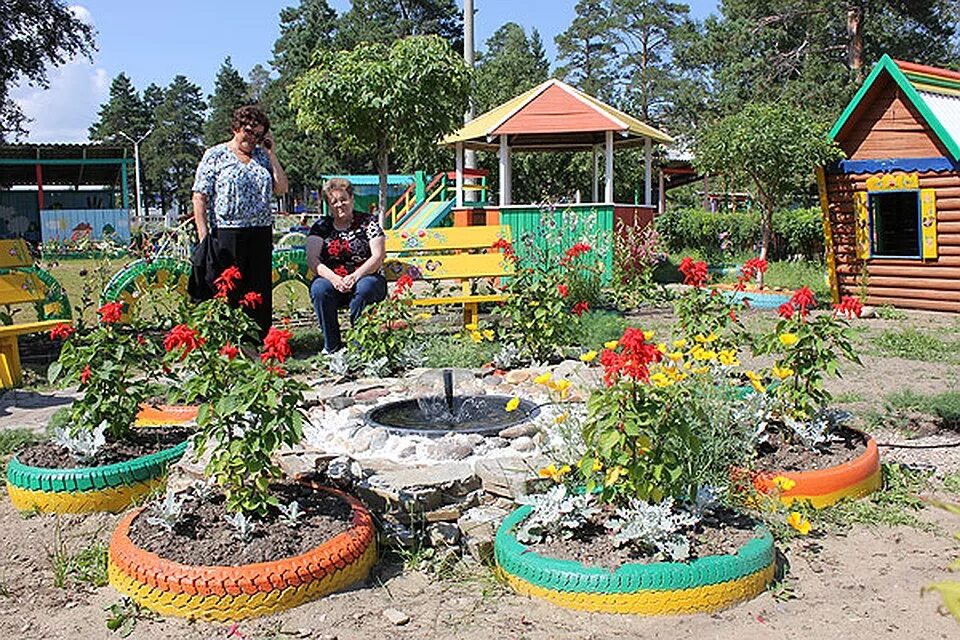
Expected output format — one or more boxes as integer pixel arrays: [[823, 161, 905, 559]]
[[555, 0, 617, 102], [336, 0, 462, 50], [246, 64, 272, 103], [474, 23, 550, 113], [204, 57, 250, 146], [88, 73, 151, 144]]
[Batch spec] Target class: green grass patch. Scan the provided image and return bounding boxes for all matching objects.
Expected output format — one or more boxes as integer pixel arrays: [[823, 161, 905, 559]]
[[0, 428, 40, 486], [942, 472, 960, 496], [812, 463, 933, 532], [883, 389, 960, 427], [572, 310, 629, 349], [873, 328, 950, 362], [422, 334, 499, 369], [761, 260, 830, 299], [49, 519, 109, 589]]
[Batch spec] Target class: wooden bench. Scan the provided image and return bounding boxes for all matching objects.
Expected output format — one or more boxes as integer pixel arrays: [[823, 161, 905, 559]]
[[384, 225, 514, 326], [0, 239, 67, 387]]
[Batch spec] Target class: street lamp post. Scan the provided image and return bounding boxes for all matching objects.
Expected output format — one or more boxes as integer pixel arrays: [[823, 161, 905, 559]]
[[117, 127, 153, 224]]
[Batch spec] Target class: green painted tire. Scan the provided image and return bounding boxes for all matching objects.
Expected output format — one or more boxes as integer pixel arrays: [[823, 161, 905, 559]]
[[271, 248, 312, 287], [23, 265, 72, 320], [495, 504, 776, 614], [100, 257, 191, 322]]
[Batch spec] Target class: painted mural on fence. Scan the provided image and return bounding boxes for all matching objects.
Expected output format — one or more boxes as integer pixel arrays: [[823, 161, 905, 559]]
[[41, 209, 131, 244]]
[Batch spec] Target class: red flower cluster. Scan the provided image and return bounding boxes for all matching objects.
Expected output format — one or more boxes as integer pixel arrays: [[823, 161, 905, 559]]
[[163, 324, 205, 360], [239, 292, 262, 309], [333, 265, 349, 277], [261, 326, 292, 364], [778, 286, 817, 320], [599, 328, 663, 387], [560, 242, 592, 266], [557, 284, 569, 298], [80, 364, 91, 385], [735, 257, 768, 291], [98, 302, 124, 324], [214, 265, 242, 299], [492, 238, 518, 263], [393, 273, 415, 298], [326, 238, 350, 258], [49, 323, 75, 341], [219, 343, 239, 360], [833, 295, 863, 319], [778, 303, 794, 319], [678, 257, 708, 288], [571, 300, 589, 316]]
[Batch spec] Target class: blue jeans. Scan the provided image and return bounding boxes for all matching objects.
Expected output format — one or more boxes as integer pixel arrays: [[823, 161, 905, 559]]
[[310, 274, 387, 353]]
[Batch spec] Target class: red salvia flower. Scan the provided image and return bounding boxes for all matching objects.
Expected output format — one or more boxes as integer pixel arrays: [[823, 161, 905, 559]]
[[49, 323, 75, 341], [740, 257, 768, 281], [492, 238, 518, 263], [98, 301, 124, 324], [678, 257, 709, 288], [560, 242, 592, 266], [80, 364, 91, 385], [571, 300, 589, 316], [833, 295, 863, 319], [599, 328, 663, 387], [790, 286, 816, 318], [778, 303, 795, 319], [557, 284, 569, 298], [219, 343, 239, 360], [393, 273, 415, 298], [214, 265, 242, 298], [163, 324, 205, 360], [239, 292, 263, 309], [261, 326, 293, 364]]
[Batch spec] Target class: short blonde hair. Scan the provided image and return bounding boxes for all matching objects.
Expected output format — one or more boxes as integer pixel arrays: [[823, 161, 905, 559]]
[[322, 178, 354, 202]]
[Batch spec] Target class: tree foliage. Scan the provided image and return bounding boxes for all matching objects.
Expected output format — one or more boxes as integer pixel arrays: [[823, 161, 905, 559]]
[[0, 0, 96, 141], [336, 0, 462, 51], [555, 0, 618, 102], [291, 34, 470, 214], [204, 57, 249, 146], [88, 73, 151, 144]]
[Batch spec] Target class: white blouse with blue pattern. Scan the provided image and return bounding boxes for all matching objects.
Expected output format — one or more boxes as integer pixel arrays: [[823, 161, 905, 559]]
[[192, 143, 274, 229]]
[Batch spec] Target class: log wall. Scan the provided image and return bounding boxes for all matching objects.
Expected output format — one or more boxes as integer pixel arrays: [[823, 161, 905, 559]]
[[825, 171, 960, 312]]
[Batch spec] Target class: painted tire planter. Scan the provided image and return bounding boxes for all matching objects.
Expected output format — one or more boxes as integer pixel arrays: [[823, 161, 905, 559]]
[[135, 404, 199, 427], [6, 440, 188, 513], [719, 288, 792, 310], [748, 430, 882, 508], [108, 486, 377, 621], [495, 505, 776, 614]]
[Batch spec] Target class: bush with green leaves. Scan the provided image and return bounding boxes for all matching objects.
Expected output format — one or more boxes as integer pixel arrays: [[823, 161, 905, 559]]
[[346, 274, 415, 374]]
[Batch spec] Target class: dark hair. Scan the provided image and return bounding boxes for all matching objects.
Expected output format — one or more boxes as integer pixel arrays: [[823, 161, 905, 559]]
[[231, 105, 270, 134]]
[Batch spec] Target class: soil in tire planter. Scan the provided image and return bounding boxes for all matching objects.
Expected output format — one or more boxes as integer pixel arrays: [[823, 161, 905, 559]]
[[753, 425, 867, 473], [528, 506, 762, 572], [16, 425, 194, 469], [127, 482, 353, 566]]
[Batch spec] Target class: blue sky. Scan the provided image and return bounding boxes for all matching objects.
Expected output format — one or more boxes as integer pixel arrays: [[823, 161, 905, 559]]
[[12, 1, 719, 142]]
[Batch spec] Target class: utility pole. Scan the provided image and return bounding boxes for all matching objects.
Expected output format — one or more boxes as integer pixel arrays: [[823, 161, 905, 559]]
[[117, 127, 153, 225], [464, 0, 477, 201]]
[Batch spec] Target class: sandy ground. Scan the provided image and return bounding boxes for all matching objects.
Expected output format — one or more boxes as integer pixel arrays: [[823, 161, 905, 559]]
[[2, 307, 960, 639]]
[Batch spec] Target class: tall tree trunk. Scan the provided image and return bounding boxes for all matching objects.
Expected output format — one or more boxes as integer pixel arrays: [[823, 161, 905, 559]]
[[847, 4, 864, 83], [377, 148, 389, 229]]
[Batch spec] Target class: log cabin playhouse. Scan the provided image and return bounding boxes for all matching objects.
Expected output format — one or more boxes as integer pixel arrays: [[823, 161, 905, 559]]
[[820, 55, 960, 311]]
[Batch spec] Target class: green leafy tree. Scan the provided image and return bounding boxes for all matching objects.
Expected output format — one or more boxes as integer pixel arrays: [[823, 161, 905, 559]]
[[204, 57, 249, 146], [140, 83, 167, 213], [336, 0, 462, 50], [291, 35, 470, 217], [0, 0, 95, 141], [246, 64, 272, 103], [88, 73, 151, 144], [474, 23, 549, 113], [555, 0, 618, 102], [143, 76, 206, 215], [272, 0, 339, 78], [693, 102, 843, 270]]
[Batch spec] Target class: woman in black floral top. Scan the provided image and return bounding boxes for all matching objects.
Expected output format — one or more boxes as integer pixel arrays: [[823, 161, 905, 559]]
[[306, 178, 386, 353]]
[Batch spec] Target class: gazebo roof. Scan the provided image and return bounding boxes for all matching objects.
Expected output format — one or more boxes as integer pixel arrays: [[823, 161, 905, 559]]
[[443, 79, 673, 152], [0, 143, 132, 187]]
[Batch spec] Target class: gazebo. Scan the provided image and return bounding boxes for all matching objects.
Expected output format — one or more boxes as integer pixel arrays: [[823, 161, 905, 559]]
[[443, 78, 673, 223]]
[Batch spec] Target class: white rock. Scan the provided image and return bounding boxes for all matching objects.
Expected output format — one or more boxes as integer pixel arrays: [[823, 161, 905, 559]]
[[383, 608, 410, 625]]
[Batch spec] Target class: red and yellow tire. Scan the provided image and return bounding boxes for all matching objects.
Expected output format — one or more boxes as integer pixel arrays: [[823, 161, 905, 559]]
[[108, 486, 377, 621], [749, 432, 881, 508]]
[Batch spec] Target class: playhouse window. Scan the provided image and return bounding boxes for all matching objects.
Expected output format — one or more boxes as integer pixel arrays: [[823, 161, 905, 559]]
[[870, 191, 921, 258]]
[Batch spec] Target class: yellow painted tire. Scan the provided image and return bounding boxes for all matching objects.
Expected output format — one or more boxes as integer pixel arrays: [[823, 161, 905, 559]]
[[108, 485, 377, 621]]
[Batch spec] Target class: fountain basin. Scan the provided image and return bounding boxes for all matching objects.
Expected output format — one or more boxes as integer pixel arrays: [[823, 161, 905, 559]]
[[365, 395, 540, 437]]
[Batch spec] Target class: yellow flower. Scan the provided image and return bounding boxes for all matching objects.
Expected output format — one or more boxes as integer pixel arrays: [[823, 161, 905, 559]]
[[693, 365, 710, 375], [718, 349, 739, 366], [604, 466, 625, 486], [650, 372, 673, 388], [580, 350, 598, 363], [591, 459, 603, 472], [667, 350, 684, 362], [415, 312, 432, 320], [554, 412, 568, 424], [482, 329, 495, 341], [779, 333, 799, 347], [533, 372, 552, 385], [538, 464, 571, 482], [552, 379, 572, 398], [504, 397, 520, 412], [672, 339, 687, 349], [470, 330, 483, 343], [643, 330, 655, 340], [656, 342, 668, 354], [465, 322, 479, 332], [745, 370, 766, 394], [786, 511, 811, 535], [772, 476, 797, 492], [604, 340, 619, 350], [691, 346, 717, 361], [695, 332, 718, 344], [771, 364, 794, 380]]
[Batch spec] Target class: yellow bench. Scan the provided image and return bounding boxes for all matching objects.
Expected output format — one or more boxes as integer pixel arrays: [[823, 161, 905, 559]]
[[384, 225, 514, 326], [0, 239, 67, 387]]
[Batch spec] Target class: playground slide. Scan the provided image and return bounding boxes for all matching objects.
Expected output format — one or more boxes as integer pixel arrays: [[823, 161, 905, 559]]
[[393, 198, 455, 230]]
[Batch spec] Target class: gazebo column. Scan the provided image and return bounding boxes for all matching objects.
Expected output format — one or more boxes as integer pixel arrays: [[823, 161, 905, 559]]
[[455, 142, 464, 208], [499, 135, 511, 206], [604, 131, 614, 204], [592, 144, 599, 202], [644, 138, 652, 206]]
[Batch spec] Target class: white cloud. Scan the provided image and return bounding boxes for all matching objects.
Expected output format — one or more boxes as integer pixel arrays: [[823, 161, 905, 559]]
[[10, 4, 109, 143]]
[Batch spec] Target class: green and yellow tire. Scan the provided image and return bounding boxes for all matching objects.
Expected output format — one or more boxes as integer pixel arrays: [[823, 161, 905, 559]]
[[108, 486, 377, 621], [100, 257, 191, 323], [5, 440, 188, 514], [495, 505, 775, 615], [23, 265, 72, 320], [271, 248, 313, 287]]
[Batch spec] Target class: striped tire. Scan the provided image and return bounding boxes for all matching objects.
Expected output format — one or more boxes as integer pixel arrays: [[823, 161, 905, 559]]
[[495, 506, 775, 615], [23, 265, 72, 320], [108, 485, 377, 621], [747, 430, 882, 508], [5, 440, 188, 514]]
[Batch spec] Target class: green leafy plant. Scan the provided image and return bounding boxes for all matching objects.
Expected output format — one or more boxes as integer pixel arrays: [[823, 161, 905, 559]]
[[105, 598, 154, 637], [515, 485, 600, 545], [672, 256, 762, 349], [164, 267, 306, 517], [48, 517, 108, 589], [48, 301, 161, 443], [874, 327, 947, 362], [346, 273, 416, 373]]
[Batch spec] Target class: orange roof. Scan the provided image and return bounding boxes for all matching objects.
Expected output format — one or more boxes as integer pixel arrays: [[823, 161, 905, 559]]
[[495, 83, 622, 134]]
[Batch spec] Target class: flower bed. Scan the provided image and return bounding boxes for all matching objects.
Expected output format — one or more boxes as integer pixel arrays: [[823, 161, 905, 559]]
[[495, 504, 776, 614], [107, 485, 376, 621]]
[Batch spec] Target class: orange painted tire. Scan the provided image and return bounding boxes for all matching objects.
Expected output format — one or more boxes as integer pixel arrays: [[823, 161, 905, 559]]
[[747, 430, 881, 508], [134, 404, 199, 427], [108, 485, 377, 621]]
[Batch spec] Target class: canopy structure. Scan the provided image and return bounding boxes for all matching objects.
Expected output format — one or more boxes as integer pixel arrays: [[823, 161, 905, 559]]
[[443, 78, 673, 206]]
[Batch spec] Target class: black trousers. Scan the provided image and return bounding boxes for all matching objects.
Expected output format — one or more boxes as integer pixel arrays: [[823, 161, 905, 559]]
[[209, 226, 273, 339]]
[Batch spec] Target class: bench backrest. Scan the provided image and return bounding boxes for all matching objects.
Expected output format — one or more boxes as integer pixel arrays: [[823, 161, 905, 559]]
[[383, 225, 514, 282], [0, 239, 46, 305]]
